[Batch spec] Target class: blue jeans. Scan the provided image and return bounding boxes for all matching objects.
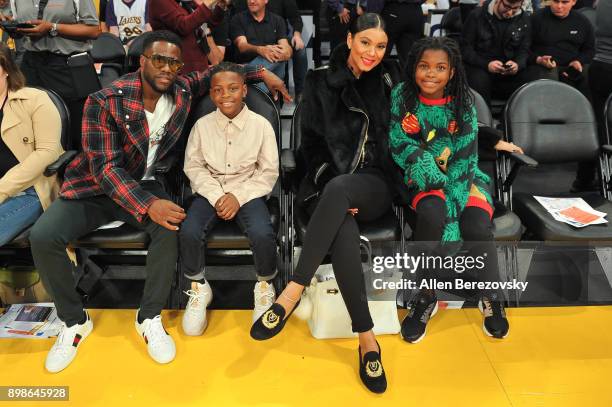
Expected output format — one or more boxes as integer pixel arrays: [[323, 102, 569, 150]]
[[247, 56, 287, 95], [0, 187, 43, 246], [179, 195, 278, 281]]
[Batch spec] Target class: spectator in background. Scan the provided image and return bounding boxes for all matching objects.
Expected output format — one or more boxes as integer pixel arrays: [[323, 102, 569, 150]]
[[460, 0, 480, 23], [234, 0, 307, 99], [149, 0, 229, 72], [380, 0, 425, 68], [461, 0, 531, 106], [526, 0, 595, 97], [202, 10, 231, 66], [0, 0, 24, 65], [7, 0, 100, 151], [326, 0, 363, 52], [230, 0, 293, 93], [574, 0, 612, 192], [100, 0, 109, 31], [107, 0, 152, 45]]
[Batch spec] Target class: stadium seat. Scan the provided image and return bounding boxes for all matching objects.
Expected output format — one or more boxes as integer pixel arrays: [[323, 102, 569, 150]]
[[440, 7, 462, 42], [125, 32, 153, 73], [90, 32, 126, 88], [472, 89, 525, 242], [577, 7, 596, 28], [601, 93, 612, 200], [502, 80, 612, 241]]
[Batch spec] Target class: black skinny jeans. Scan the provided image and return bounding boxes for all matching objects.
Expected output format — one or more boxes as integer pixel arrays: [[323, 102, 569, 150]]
[[413, 196, 501, 296], [291, 171, 392, 333]]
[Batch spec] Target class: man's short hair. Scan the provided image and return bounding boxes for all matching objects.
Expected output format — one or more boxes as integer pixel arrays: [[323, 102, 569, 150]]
[[210, 62, 246, 82], [142, 30, 183, 54]]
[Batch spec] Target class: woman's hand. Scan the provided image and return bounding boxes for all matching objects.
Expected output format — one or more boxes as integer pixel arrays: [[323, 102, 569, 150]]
[[495, 140, 524, 154]]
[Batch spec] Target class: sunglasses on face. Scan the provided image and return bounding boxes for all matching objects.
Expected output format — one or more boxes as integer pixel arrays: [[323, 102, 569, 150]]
[[143, 53, 184, 73]]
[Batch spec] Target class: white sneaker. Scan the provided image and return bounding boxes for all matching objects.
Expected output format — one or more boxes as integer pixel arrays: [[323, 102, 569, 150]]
[[253, 281, 276, 323], [182, 281, 213, 336], [45, 310, 93, 373], [135, 312, 176, 364]]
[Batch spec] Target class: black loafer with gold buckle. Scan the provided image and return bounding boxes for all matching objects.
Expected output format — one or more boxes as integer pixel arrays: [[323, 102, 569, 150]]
[[358, 343, 387, 394], [250, 300, 299, 341]]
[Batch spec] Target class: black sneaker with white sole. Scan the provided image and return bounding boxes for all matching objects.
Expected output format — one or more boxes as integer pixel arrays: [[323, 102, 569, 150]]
[[400, 291, 438, 344], [479, 295, 509, 339]]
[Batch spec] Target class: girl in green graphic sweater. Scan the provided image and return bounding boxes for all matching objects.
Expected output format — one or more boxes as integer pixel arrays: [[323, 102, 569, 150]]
[[389, 37, 509, 343]]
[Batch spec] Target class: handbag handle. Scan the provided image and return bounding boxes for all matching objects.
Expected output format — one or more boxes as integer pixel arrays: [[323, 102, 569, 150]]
[[359, 235, 373, 273]]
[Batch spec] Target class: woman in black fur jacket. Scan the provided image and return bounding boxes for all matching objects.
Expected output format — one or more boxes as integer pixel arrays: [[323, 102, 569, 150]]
[[250, 13, 403, 393]]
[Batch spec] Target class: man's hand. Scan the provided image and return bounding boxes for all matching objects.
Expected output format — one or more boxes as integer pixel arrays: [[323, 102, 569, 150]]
[[0, 13, 13, 22], [356, 5, 364, 15], [348, 208, 359, 216], [339, 8, 350, 24], [215, 193, 240, 220], [257, 45, 278, 63], [272, 44, 292, 61], [18, 20, 53, 39], [536, 55, 557, 69], [503, 60, 519, 75], [292, 32, 304, 51], [488, 60, 505, 74], [569, 60, 583, 72], [262, 68, 292, 102], [147, 199, 186, 231]]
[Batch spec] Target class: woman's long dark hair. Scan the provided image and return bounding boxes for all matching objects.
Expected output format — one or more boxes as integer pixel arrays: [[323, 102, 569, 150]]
[[0, 43, 25, 92], [400, 37, 474, 133]]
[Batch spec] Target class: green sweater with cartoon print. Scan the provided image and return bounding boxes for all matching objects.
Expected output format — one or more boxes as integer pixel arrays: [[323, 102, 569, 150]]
[[388, 82, 491, 243]]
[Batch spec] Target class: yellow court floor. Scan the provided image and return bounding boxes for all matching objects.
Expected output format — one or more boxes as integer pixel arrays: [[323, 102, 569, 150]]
[[1, 306, 612, 407]]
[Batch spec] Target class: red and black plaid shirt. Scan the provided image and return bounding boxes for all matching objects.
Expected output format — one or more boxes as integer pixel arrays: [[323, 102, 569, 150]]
[[60, 67, 263, 221]]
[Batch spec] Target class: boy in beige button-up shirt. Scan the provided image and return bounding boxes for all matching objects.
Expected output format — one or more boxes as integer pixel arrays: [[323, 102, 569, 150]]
[[180, 63, 279, 334]]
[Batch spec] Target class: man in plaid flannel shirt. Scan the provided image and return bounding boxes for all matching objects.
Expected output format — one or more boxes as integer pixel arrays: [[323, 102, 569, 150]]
[[29, 29, 289, 373]]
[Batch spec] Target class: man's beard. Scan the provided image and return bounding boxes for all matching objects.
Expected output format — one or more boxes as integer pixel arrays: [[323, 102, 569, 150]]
[[143, 71, 172, 94]]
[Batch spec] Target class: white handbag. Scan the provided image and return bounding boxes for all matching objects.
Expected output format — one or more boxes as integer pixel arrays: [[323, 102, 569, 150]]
[[294, 237, 401, 339]]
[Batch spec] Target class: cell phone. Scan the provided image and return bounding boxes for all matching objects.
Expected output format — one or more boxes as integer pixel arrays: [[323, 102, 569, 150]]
[[0, 21, 35, 32], [564, 65, 582, 81], [503, 63, 512, 70]]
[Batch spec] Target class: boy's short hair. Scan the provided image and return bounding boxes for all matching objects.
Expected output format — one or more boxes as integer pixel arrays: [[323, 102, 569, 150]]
[[210, 62, 246, 83]]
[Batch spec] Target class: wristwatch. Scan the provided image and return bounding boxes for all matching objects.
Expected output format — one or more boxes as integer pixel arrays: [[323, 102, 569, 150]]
[[49, 23, 59, 37]]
